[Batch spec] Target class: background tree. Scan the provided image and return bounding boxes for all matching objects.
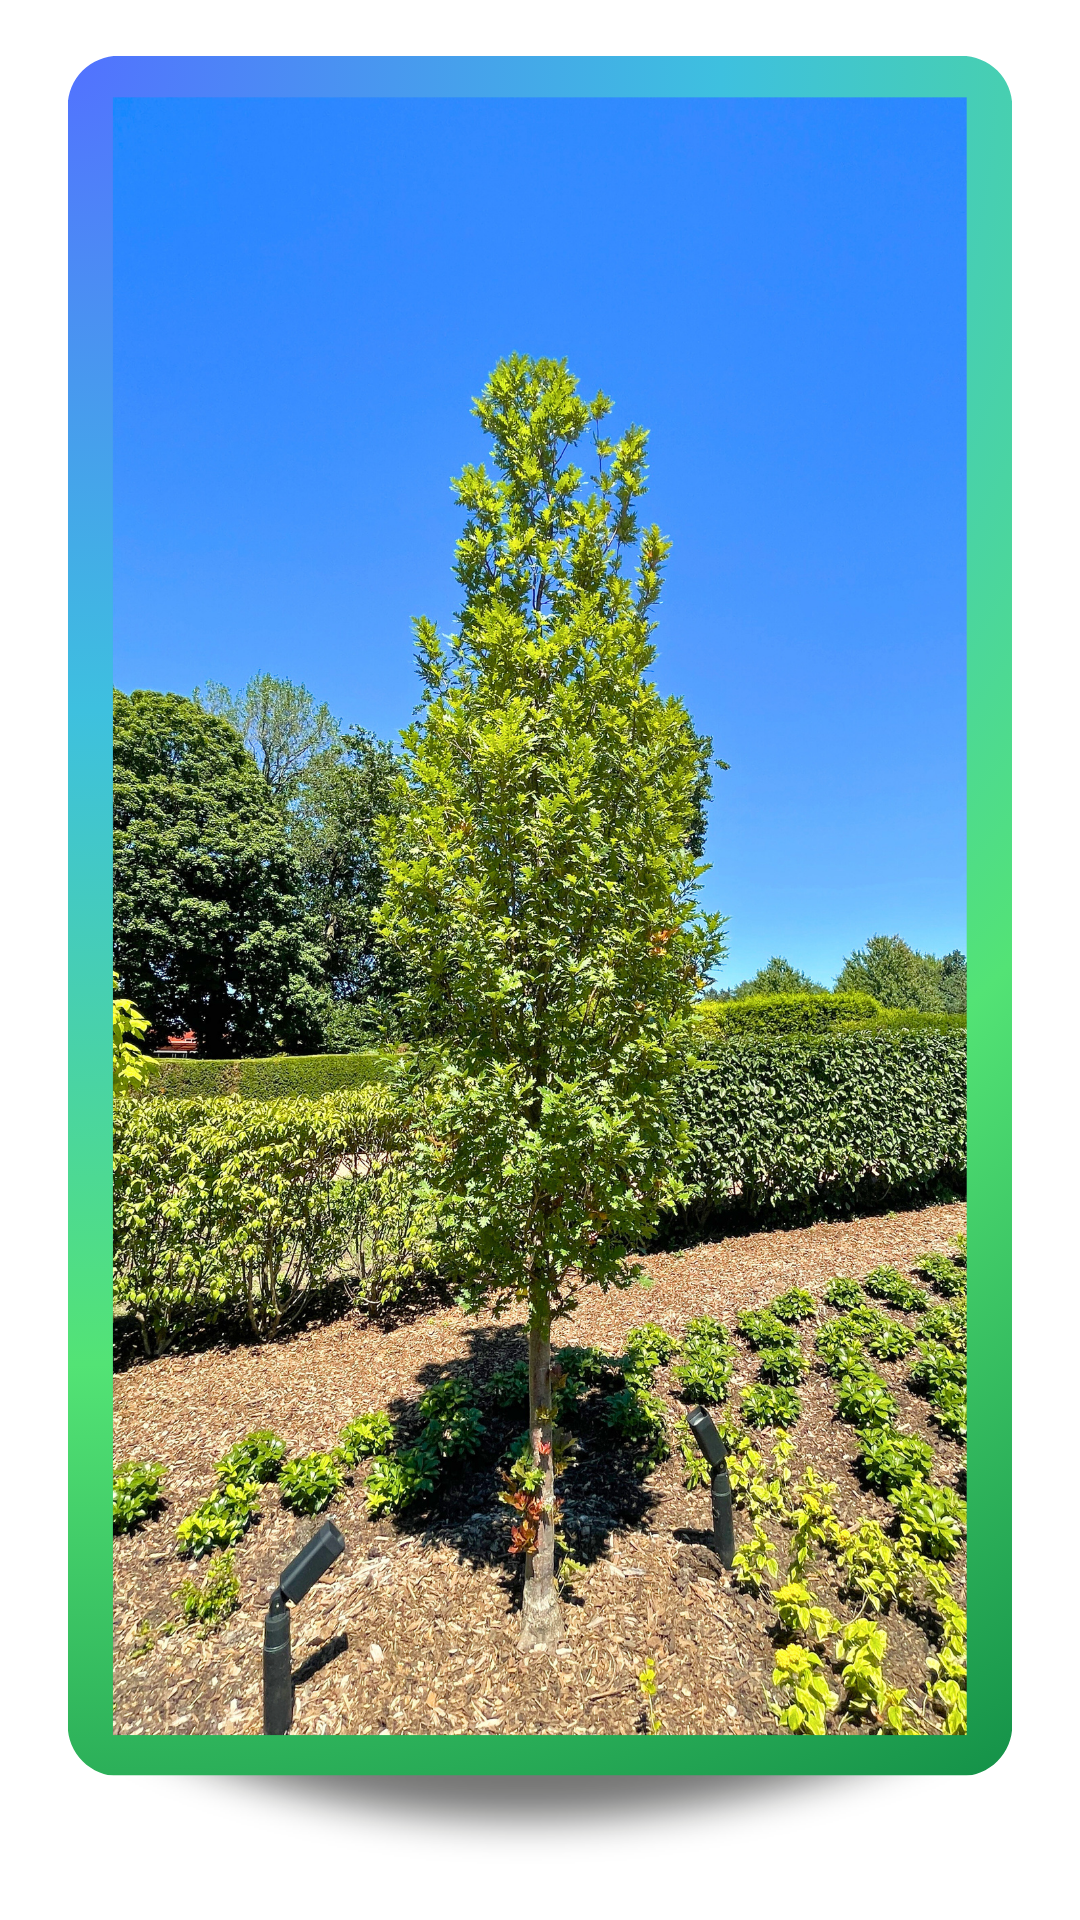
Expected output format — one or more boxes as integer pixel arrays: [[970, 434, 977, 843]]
[[705, 955, 825, 1001], [114, 690, 327, 1054], [937, 949, 968, 1015], [834, 933, 958, 1011], [377, 355, 724, 1652], [289, 727, 411, 1044], [194, 672, 340, 798]]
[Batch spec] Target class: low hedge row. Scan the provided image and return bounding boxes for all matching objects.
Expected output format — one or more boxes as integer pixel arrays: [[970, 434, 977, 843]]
[[671, 1027, 966, 1228], [147, 1048, 399, 1100], [113, 1089, 431, 1356], [693, 990, 965, 1040]]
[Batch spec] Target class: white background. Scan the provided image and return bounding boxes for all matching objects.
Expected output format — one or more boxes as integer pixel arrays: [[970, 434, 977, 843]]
[[2, 2, 1073, 1913]]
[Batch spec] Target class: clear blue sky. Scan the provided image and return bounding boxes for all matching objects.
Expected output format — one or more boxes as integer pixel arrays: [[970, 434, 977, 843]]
[[113, 96, 966, 991]]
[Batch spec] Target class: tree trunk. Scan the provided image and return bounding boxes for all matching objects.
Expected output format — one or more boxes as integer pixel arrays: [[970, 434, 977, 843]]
[[517, 1295, 562, 1654]]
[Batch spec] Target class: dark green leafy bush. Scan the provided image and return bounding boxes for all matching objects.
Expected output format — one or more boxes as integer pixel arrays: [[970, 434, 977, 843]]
[[862, 1267, 928, 1313], [417, 1379, 486, 1461], [893, 1478, 966, 1559], [278, 1452, 345, 1514], [113, 1460, 166, 1533], [759, 1344, 807, 1385], [364, 1443, 441, 1516], [553, 1344, 625, 1411], [856, 1428, 934, 1494], [741, 1383, 802, 1429], [673, 1029, 966, 1226], [176, 1480, 261, 1557], [919, 1303, 966, 1349], [338, 1411, 395, 1464], [487, 1362, 530, 1409], [915, 1250, 967, 1298], [737, 1308, 799, 1352], [835, 1367, 897, 1431], [769, 1287, 817, 1324], [929, 1381, 967, 1441], [670, 1315, 736, 1404], [824, 1276, 864, 1311], [814, 1317, 868, 1378], [601, 1385, 670, 1469], [862, 1313, 918, 1361], [214, 1430, 286, 1484], [909, 1342, 967, 1397], [174, 1550, 241, 1630]]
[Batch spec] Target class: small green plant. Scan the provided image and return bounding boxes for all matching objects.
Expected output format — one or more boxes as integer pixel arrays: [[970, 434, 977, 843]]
[[834, 1618, 915, 1732], [862, 1313, 917, 1361], [670, 1315, 736, 1404], [214, 1430, 286, 1484], [637, 1655, 663, 1734], [814, 1312, 875, 1377], [862, 1266, 928, 1312], [174, 1549, 241, 1632], [787, 1471, 840, 1580], [835, 1366, 897, 1431], [926, 1595, 967, 1733], [929, 1379, 967, 1440], [675, 1417, 713, 1490], [176, 1479, 261, 1558], [731, 1522, 779, 1594], [834, 1519, 904, 1612], [487, 1361, 530, 1409], [768, 1644, 838, 1735], [278, 1452, 345, 1515], [892, 1477, 966, 1560], [417, 1378, 486, 1460], [337, 1409, 395, 1465], [919, 1302, 966, 1349], [769, 1287, 816, 1324], [623, 1322, 679, 1378], [909, 1341, 966, 1397], [741, 1383, 801, 1429], [365, 1441, 441, 1516], [824, 1276, 863, 1311], [770, 1580, 840, 1646], [113, 1460, 166, 1533], [915, 1250, 966, 1297], [856, 1427, 933, 1495], [737, 1308, 799, 1353], [601, 1384, 670, 1470], [758, 1343, 807, 1386]]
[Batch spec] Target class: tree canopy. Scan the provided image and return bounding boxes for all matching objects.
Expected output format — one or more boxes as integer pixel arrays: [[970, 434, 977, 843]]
[[835, 934, 965, 1013], [194, 673, 340, 798], [113, 690, 327, 1055], [376, 354, 724, 1649], [707, 955, 825, 1001]]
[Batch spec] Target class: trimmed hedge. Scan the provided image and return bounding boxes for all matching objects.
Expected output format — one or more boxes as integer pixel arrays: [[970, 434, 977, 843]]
[[671, 1027, 966, 1227], [693, 990, 884, 1038], [147, 1048, 399, 1100], [113, 1089, 431, 1355]]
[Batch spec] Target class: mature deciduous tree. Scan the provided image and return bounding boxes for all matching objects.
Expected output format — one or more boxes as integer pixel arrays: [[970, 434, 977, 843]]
[[114, 690, 327, 1054], [376, 355, 724, 1651], [194, 673, 340, 798], [706, 955, 825, 1001], [835, 933, 961, 1012]]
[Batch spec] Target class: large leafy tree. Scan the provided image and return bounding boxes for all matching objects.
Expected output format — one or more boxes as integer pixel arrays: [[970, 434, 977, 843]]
[[708, 955, 825, 1001], [834, 933, 960, 1012], [194, 673, 340, 798], [377, 356, 724, 1651], [114, 690, 327, 1055]]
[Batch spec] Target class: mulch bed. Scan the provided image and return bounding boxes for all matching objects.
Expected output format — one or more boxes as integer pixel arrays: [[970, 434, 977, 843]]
[[113, 1199, 966, 1739]]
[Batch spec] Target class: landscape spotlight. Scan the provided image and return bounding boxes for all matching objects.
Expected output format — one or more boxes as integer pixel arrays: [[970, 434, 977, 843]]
[[263, 1519, 346, 1735], [686, 1405, 736, 1569]]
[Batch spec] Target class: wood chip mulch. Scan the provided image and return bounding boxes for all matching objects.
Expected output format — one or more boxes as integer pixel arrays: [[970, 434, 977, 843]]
[[113, 1199, 966, 1740]]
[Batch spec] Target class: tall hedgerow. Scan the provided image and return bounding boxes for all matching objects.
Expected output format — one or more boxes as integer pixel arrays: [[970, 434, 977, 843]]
[[376, 356, 724, 1650]]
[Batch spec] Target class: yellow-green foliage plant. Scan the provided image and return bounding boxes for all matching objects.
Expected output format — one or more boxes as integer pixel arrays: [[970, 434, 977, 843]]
[[113, 974, 159, 1096]]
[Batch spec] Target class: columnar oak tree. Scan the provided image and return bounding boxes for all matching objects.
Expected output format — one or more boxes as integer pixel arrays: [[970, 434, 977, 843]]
[[376, 357, 724, 1651]]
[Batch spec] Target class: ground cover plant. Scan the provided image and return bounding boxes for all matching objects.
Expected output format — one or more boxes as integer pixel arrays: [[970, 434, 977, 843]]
[[113, 1203, 968, 1738]]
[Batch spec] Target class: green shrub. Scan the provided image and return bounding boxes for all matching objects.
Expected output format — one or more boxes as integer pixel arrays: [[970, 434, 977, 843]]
[[862, 1266, 928, 1313], [113, 1460, 166, 1533], [672, 1029, 966, 1227], [929, 1380, 967, 1440], [417, 1379, 486, 1460], [214, 1431, 286, 1484], [856, 1428, 934, 1494], [814, 1312, 874, 1377], [823, 1277, 863, 1311], [176, 1480, 261, 1558], [893, 1478, 966, 1560], [364, 1443, 441, 1515], [694, 991, 883, 1040], [113, 1089, 429, 1353], [741, 1383, 802, 1429], [553, 1344, 625, 1409], [174, 1550, 241, 1630], [769, 1287, 816, 1324], [920, 1302, 966, 1349], [759, 1343, 807, 1386], [670, 1315, 736, 1404], [909, 1341, 967, 1397], [148, 1049, 399, 1099], [338, 1410, 395, 1464], [622, 1323, 679, 1378], [279, 1453, 345, 1514], [600, 1385, 670, 1469], [835, 1366, 897, 1431], [737, 1308, 799, 1352], [488, 1362, 531, 1409], [862, 1312, 918, 1361], [915, 1250, 967, 1297]]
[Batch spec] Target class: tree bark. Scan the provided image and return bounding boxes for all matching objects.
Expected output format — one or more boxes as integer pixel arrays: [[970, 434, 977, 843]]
[[517, 1293, 562, 1654]]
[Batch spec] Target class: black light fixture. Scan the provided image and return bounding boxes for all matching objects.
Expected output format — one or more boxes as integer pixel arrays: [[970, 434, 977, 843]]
[[686, 1405, 736, 1568], [263, 1519, 346, 1734]]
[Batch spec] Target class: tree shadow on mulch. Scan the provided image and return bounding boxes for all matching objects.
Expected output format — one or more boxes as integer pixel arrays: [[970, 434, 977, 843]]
[[372, 1325, 662, 1601]]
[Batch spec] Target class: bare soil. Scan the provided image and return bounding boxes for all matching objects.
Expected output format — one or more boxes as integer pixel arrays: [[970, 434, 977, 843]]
[[113, 1199, 965, 1738]]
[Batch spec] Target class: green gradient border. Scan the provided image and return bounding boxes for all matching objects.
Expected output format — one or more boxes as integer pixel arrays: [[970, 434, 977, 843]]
[[71, 54, 1010, 1776]]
